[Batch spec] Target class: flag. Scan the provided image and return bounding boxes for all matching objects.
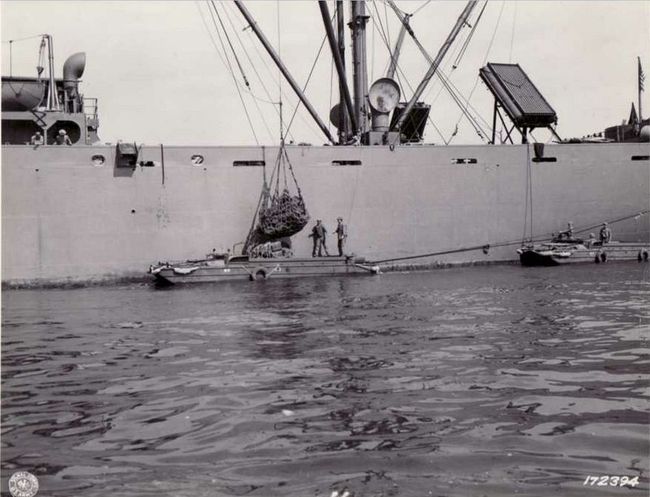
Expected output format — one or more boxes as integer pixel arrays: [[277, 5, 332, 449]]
[[628, 102, 638, 125], [640, 57, 645, 92]]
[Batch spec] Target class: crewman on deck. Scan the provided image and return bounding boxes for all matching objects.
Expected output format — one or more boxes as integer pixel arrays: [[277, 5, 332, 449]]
[[556, 222, 575, 241], [599, 222, 612, 244], [335, 217, 347, 256], [55, 129, 72, 146], [30, 131, 44, 146], [309, 220, 329, 257], [586, 233, 596, 248], [564, 222, 575, 239]]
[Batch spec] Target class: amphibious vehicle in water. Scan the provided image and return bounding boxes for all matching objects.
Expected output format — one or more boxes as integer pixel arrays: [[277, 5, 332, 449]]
[[517, 241, 650, 267]]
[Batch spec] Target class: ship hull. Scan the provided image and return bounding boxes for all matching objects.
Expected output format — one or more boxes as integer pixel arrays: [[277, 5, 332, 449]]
[[2, 142, 649, 286]]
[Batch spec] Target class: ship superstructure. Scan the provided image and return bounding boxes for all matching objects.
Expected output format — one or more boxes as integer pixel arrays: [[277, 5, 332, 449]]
[[2, 35, 99, 146]]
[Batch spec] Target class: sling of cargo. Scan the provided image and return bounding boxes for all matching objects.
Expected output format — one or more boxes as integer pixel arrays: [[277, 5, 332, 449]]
[[243, 143, 310, 254]]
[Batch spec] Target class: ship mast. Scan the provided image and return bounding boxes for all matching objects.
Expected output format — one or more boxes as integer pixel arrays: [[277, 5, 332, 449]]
[[319, 1, 357, 137], [44, 35, 60, 111], [391, 0, 478, 133], [639, 56, 644, 122], [336, 0, 349, 141], [350, 1, 369, 137]]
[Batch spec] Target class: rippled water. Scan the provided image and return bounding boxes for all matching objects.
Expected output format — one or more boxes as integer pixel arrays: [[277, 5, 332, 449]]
[[2, 264, 649, 497]]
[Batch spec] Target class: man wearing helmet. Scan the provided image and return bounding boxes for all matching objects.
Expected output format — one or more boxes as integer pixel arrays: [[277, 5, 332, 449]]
[[55, 129, 72, 146]]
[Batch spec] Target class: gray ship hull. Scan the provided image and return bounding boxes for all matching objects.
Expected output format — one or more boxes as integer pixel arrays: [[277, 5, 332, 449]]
[[2, 142, 649, 286]]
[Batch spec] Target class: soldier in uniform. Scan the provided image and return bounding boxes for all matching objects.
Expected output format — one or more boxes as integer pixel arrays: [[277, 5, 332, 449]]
[[599, 222, 612, 244], [335, 217, 347, 256], [309, 220, 329, 257]]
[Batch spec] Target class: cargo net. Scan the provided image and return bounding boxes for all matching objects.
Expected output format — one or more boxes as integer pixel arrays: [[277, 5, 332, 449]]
[[244, 145, 309, 254], [259, 189, 309, 238]]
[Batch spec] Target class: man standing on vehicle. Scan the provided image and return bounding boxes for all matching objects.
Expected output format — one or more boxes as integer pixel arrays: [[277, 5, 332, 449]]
[[335, 217, 347, 257], [599, 222, 612, 244], [309, 220, 329, 257]]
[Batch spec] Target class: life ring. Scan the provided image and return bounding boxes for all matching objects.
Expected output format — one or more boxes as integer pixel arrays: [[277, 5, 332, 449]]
[[250, 268, 267, 281]]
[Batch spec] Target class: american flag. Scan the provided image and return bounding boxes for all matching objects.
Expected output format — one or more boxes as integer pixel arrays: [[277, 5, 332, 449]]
[[640, 57, 645, 92]]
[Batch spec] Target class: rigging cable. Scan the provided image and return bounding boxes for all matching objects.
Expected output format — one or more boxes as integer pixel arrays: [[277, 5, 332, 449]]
[[378, 1, 488, 142], [509, 1, 517, 63], [368, 2, 449, 144], [452, 0, 488, 69], [229, 4, 305, 142], [382, 0, 392, 49], [284, 29, 330, 141], [448, 0, 506, 143], [210, 1, 250, 88], [411, 0, 432, 17], [410, 4, 490, 138], [206, 1, 259, 144], [277, 0, 282, 141], [238, 6, 324, 143], [373, 210, 650, 265], [328, 45, 334, 138], [220, 3, 280, 141], [521, 144, 532, 244]]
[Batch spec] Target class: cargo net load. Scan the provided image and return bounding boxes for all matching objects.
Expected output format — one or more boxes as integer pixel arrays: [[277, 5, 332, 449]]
[[243, 145, 309, 255], [259, 189, 309, 238]]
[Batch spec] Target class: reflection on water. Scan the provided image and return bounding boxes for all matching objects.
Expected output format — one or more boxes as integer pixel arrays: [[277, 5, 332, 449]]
[[2, 264, 649, 496]]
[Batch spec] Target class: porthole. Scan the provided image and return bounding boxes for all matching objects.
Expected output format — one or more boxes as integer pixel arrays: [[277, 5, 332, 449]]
[[91, 154, 106, 166], [191, 154, 205, 166]]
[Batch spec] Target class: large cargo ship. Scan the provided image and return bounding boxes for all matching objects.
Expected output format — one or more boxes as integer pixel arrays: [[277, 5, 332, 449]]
[[2, 1, 649, 287]]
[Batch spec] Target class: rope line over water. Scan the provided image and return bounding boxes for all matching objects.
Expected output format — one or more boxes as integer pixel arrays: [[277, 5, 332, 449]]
[[373, 209, 649, 265]]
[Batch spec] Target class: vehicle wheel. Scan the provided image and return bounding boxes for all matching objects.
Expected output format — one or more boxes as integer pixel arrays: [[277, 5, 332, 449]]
[[253, 269, 267, 281]]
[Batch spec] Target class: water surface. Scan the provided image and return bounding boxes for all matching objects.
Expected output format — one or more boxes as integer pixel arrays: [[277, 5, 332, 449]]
[[2, 263, 649, 496]]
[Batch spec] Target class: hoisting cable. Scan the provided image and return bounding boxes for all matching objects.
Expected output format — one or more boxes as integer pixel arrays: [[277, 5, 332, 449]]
[[447, 0, 506, 143], [521, 143, 533, 243], [1, 34, 45, 44], [204, 1, 259, 144], [220, 3, 280, 142], [210, 1, 250, 89], [411, 0, 432, 16], [232, 2, 302, 139], [240, 20, 322, 143], [284, 29, 330, 141]]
